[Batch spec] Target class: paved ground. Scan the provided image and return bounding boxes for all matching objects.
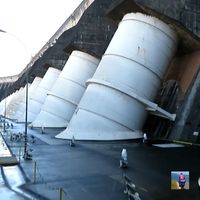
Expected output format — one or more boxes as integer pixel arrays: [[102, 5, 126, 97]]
[[0, 173, 23, 200], [2, 122, 200, 200], [0, 128, 26, 199]]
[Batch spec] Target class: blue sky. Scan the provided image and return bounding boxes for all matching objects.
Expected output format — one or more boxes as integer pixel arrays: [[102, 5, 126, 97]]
[[0, 0, 82, 77]]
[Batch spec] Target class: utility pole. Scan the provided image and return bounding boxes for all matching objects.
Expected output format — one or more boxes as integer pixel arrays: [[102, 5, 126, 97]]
[[24, 66, 29, 158], [3, 94, 6, 133], [1, 28, 30, 159], [0, 29, 7, 134]]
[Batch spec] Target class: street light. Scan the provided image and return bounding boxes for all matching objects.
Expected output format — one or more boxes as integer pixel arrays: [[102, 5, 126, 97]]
[[0, 29, 30, 159], [3, 92, 7, 134], [24, 64, 29, 159], [0, 29, 7, 134]]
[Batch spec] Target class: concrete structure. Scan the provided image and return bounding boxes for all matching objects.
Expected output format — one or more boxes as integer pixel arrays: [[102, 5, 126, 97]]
[[57, 13, 177, 140], [0, 94, 13, 116], [16, 77, 42, 122], [26, 68, 61, 123], [0, 98, 5, 116], [5, 87, 25, 120], [31, 51, 100, 128], [0, 0, 200, 143], [10, 84, 32, 121], [0, 1, 200, 198]]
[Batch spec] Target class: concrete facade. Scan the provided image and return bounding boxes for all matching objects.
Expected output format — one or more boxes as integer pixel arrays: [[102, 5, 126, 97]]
[[0, 0, 200, 142]]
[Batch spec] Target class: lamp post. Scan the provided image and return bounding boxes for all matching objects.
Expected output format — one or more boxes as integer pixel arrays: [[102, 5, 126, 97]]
[[0, 29, 30, 159], [24, 66, 29, 159], [0, 29, 6, 133], [3, 91, 7, 133]]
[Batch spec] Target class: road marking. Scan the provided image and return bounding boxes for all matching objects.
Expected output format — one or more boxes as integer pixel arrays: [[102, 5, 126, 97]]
[[153, 143, 184, 148]]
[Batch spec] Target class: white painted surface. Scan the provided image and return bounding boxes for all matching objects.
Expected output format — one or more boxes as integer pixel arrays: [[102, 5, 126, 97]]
[[57, 12, 177, 140], [5, 87, 24, 119], [152, 144, 184, 148], [0, 94, 13, 116], [27, 67, 61, 122], [16, 77, 42, 122], [11, 84, 32, 120], [31, 51, 99, 128]]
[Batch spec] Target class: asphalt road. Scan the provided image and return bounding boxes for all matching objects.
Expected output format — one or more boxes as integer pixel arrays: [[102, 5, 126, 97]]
[[3, 123, 200, 200]]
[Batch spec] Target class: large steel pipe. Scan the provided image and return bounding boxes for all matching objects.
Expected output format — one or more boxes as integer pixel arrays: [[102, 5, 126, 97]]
[[57, 12, 177, 140], [27, 68, 61, 123], [0, 99, 5, 115], [16, 77, 42, 122], [6, 87, 25, 119], [31, 51, 100, 128], [0, 94, 13, 116]]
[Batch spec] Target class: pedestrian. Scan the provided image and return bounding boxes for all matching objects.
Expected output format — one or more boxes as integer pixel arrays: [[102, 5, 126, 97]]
[[70, 136, 75, 147], [143, 133, 147, 143], [120, 148, 128, 168], [41, 126, 44, 134], [178, 172, 186, 189]]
